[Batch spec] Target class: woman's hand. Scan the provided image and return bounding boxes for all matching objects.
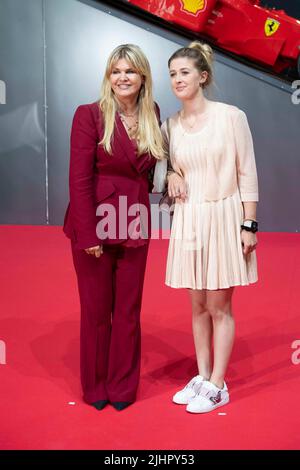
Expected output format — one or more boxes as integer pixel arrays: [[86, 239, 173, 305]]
[[241, 231, 257, 256], [168, 172, 187, 202], [85, 245, 103, 258]]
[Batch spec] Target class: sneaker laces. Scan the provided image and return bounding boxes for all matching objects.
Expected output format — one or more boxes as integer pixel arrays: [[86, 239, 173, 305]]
[[184, 376, 202, 391], [193, 381, 203, 394], [196, 384, 221, 402], [196, 385, 208, 397]]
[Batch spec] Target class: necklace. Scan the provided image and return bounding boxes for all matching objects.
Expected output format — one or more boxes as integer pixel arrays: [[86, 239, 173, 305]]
[[120, 114, 139, 138], [180, 111, 199, 131], [179, 106, 211, 134]]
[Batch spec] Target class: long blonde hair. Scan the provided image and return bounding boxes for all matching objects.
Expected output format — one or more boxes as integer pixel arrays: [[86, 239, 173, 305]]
[[99, 44, 164, 159]]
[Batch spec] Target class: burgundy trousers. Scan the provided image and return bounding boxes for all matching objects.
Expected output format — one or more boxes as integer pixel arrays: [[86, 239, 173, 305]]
[[71, 242, 149, 404]]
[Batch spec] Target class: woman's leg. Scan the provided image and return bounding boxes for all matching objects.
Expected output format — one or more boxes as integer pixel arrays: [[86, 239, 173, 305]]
[[206, 287, 235, 388], [106, 243, 149, 403], [189, 289, 212, 380], [71, 243, 114, 404]]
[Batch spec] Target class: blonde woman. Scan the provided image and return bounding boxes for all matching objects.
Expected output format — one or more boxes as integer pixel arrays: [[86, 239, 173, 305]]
[[63, 44, 164, 411], [164, 42, 259, 413]]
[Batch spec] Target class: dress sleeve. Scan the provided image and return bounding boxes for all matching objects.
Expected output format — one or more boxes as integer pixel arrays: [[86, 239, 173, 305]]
[[234, 110, 259, 202], [152, 120, 168, 193], [148, 102, 162, 192], [161, 120, 175, 175], [69, 104, 100, 249]]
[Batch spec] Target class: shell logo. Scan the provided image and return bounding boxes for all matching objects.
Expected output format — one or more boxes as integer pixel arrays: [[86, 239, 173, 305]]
[[180, 0, 207, 16]]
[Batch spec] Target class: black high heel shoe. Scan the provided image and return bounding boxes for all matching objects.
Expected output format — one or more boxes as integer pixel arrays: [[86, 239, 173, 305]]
[[91, 400, 109, 410], [112, 401, 132, 411]]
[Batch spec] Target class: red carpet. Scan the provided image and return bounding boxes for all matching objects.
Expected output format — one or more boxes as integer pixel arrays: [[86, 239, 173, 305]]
[[0, 226, 299, 450]]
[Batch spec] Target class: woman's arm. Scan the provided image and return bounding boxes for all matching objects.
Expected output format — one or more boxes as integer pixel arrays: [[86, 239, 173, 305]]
[[242, 201, 257, 222], [69, 105, 100, 250], [234, 110, 259, 203], [234, 110, 259, 255], [241, 201, 258, 255]]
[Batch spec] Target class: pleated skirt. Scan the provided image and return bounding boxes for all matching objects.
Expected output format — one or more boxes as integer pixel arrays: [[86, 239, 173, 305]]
[[165, 191, 258, 290]]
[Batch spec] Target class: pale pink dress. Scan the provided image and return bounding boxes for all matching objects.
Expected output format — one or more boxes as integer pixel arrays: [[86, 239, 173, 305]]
[[164, 102, 259, 290]]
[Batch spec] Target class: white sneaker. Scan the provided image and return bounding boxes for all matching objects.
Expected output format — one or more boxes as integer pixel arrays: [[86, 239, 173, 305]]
[[172, 375, 205, 405], [186, 380, 229, 413]]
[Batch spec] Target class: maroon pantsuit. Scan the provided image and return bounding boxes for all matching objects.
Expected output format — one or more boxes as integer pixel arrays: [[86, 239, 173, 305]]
[[72, 242, 149, 403], [63, 102, 159, 403]]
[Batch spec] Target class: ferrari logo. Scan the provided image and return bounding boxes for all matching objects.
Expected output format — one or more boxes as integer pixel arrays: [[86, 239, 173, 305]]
[[264, 18, 280, 36], [180, 0, 206, 16]]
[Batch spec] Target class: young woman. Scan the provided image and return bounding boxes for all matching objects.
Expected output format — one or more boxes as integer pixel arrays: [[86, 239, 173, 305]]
[[164, 41, 259, 413], [63, 44, 164, 411]]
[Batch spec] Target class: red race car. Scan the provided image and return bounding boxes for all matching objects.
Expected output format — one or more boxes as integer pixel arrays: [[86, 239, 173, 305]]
[[125, 0, 300, 78]]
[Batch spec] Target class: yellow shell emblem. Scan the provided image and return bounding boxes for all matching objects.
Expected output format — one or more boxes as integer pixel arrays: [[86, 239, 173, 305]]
[[180, 0, 206, 16], [264, 18, 280, 36]]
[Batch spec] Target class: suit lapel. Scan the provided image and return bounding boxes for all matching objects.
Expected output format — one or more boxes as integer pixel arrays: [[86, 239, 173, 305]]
[[114, 113, 154, 174]]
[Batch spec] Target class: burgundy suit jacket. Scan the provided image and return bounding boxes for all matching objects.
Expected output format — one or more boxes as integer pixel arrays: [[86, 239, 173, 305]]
[[63, 101, 159, 250]]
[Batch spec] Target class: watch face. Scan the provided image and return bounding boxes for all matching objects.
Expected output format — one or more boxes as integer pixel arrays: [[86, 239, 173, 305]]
[[243, 220, 258, 232], [244, 220, 253, 228]]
